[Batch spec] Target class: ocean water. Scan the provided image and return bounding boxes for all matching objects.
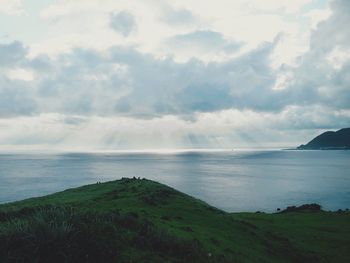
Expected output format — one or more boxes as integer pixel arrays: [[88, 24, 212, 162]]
[[0, 150, 349, 212]]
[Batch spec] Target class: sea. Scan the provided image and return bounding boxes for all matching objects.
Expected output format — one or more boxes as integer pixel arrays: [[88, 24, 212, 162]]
[[0, 149, 349, 212]]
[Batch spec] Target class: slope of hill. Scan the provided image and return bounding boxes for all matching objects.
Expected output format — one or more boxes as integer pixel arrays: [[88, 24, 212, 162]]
[[0, 178, 349, 262], [298, 128, 350, 150]]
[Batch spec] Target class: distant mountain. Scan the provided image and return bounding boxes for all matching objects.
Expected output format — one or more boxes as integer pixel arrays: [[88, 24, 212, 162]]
[[297, 128, 350, 150]]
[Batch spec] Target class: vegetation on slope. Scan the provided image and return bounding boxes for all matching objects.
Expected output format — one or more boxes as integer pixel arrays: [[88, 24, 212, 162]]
[[298, 127, 350, 149], [0, 178, 349, 262]]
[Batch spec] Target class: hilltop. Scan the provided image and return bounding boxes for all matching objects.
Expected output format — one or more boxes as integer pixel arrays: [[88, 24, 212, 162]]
[[298, 128, 350, 150], [0, 178, 349, 262]]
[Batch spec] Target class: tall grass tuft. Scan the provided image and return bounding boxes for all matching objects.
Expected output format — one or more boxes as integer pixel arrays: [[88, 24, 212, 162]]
[[0, 206, 216, 262]]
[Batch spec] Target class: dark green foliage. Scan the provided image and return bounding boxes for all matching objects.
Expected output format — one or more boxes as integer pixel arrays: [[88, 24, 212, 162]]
[[0, 207, 120, 262], [280, 203, 322, 213], [298, 127, 350, 149], [0, 206, 215, 263]]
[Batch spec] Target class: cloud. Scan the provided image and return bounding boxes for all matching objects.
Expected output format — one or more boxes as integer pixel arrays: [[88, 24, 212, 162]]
[[0, 40, 273, 117], [303, 9, 331, 29], [310, 0, 350, 50], [0, 15, 348, 119], [110, 11, 136, 37], [277, 0, 350, 112], [0, 42, 36, 117], [167, 30, 241, 53], [160, 6, 195, 25], [164, 30, 242, 61], [0, 0, 23, 15], [0, 0, 350, 149], [173, 41, 280, 112], [32, 0, 311, 61], [0, 105, 349, 150], [0, 41, 27, 66], [0, 77, 37, 117], [6, 68, 35, 81]]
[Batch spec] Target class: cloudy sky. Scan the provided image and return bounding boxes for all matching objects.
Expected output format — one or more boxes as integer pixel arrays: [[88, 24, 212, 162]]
[[0, 0, 349, 150]]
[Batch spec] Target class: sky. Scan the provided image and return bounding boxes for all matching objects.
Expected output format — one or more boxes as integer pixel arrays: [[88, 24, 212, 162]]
[[0, 0, 349, 150]]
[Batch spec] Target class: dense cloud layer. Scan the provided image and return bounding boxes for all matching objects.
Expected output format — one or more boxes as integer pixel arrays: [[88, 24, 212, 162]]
[[0, 39, 286, 116], [0, 34, 348, 117], [0, 0, 349, 148]]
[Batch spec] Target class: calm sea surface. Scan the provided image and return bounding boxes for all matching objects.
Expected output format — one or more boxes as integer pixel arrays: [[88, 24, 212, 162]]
[[0, 150, 349, 212]]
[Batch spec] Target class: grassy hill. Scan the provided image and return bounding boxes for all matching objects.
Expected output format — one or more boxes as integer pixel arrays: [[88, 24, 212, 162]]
[[0, 178, 349, 262]]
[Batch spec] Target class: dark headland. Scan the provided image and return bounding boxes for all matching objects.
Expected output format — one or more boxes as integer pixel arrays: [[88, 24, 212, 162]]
[[0, 178, 349, 262], [297, 127, 350, 150]]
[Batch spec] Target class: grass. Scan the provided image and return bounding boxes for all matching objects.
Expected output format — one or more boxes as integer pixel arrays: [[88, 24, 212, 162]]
[[0, 177, 349, 262]]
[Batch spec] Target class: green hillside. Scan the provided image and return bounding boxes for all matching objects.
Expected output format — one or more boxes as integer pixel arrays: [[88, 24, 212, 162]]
[[0, 178, 349, 262]]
